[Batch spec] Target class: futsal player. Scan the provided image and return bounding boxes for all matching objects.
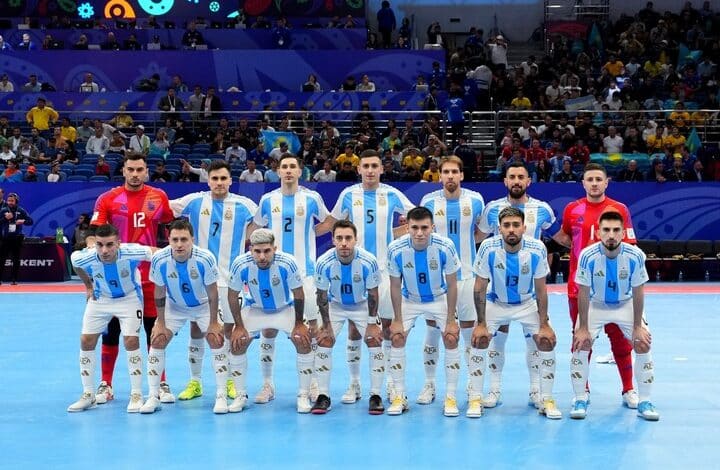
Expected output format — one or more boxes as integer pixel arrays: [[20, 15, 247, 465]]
[[68, 224, 152, 413], [555, 163, 639, 408], [225, 229, 314, 413], [252, 153, 331, 404], [570, 211, 658, 421], [140, 220, 227, 414], [329, 149, 414, 403], [90, 153, 175, 404], [418, 155, 484, 405], [477, 161, 563, 408], [170, 160, 258, 402], [470, 207, 562, 419], [313, 220, 384, 414], [386, 207, 462, 417]]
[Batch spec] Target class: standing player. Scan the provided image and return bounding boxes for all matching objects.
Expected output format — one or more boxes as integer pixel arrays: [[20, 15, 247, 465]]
[[140, 220, 227, 414], [90, 153, 175, 404], [477, 161, 563, 408], [570, 211, 658, 421], [556, 163, 639, 408], [170, 160, 258, 402], [225, 229, 314, 413], [470, 208, 562, 419], [329, 149, 414, 403], [313, 220, 384, 414], [417, 155, 484, 405], [68, 224, 151, 413], [386, 207, 462, 417], [252, 153, 332, 404]]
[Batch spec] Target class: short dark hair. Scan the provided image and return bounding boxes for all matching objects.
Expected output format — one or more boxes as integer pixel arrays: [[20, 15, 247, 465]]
[[506, 161, 529, 172], [359, 149, 380, 160], [598, 210, 624, 226], [207, 159, 231, 175], [279, 153, 301, 165], [95, 223, 119, 238], [498, 207, 524, 223], [124, 152, 147, 166], [332, 219, 357, 236], [407, 206, 433, 223], [168, 219, 194, 236], [583, 162, 607, 176]]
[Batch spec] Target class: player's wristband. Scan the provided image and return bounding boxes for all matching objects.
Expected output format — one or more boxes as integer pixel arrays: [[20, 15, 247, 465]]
[[368, 316, 381, 325]]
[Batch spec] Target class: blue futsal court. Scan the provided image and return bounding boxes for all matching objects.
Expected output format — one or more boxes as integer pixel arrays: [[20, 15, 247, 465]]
[[1, 285, 718, 469]]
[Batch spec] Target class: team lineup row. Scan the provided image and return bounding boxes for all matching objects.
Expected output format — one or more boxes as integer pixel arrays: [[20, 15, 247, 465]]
[[66, 152, 658, 420]]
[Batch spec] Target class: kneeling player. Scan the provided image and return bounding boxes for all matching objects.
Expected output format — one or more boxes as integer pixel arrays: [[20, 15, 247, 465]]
[[225, 229, 314, 413], [68, 224, 152, 413], [570, 211, 658, 421], [471, 207, 561, 419], [140, 220, 226, 414], [313, 220, 385, 414]]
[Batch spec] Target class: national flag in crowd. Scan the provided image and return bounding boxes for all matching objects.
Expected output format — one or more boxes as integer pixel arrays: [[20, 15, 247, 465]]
[[260, 130, 301, 155]]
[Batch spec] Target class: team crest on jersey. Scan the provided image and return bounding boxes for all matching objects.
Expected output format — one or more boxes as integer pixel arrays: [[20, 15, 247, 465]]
[[272, 206, 281, 213], [201, 208, 211, 216], [190, 268, 199, 280], [495, 262, 505, 270], [120, 268, 129, 278], [462, 205, 471, 217], [353, 272, 362, 282], [297, 205, 305, 217], [526, 212, 536, 224], [378, 194, 387, 206], [521, 263, 530, 275], [619, 268, 629, 280], [272, 275, 281, 286], [224, 209, 233, 220], [120, 204, 128, 211], [148, 202, 156, 211], [429, 259, 439, 270]]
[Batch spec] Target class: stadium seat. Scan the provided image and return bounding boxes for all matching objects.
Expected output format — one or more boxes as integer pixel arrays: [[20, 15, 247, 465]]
[[73, 169, 95, 178], [659, 240, 686, 259], [186, 153, 207, 162], [67, 175, 88, 182], [89, 175, 110, 182]]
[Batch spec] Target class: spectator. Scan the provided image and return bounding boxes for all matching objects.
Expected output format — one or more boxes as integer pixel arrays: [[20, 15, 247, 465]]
[[149, 130, 171, 157], [16, 33, 37, 51], [22, 165, 38, 182], [0, 143, 15, 163], [616, 159, 645, 182], [79, 73, 100, 92], [313, 161, 336, 182], [487, 35, 508, 70], [46, 163, 62, 182], [136, 73, 160, 91], [381, 159, 401, 182], [0, 160, 23, 182], [150, 161, 173, 182], [553, 159, 579, 182], [71, 213, 91, 250], [568, 139, 590, 164], [602, 126, 624, 153], [663, 126, 686, 152], [182, 21, 205, 48], [100, 31, 121, 51], [183, 158, 210, 182], [22, 74, 41, 92], [427, 21, 443, 45], [510, 89, 532, 110], [248, 141, 269, 165], [177, 164, 199, 182], [128, 125, 151, 155], [86, 127, 110, 155], [376, 0, 397, 48], [336, 143, 360, 169], [664, 155, 691, 182], [170, 75, 188, 92], [239, 160, 264, 182], [26, 98, 59, 134], [422, 159, 440, 182], [647, 159, 667, 183], [200, 87, 222, 121], [0, 35, 13, 52], [526, 139, 547, 163], [268, 141, 289, 161], [59, 118, 77, 144], [690, 160, 707, 182], [225, 140, 247, 165], [123, 33, 142, 51], [95, 155, 111, 177], [76, 118, 94, 143], [533, 158, 552, 182], [341, 75, 357, 91], [335, 161, 358, 182], [302, 74, 322, 92], [108, 130, 126, 155], [158, 88, 185, 123], [272, 17, 291, 49], [356, 74, 376, 92], [0, 74, 14, 92], [187, 85, 205, 120], [264, 158, 280, 182], [72, 34, 89, 50]]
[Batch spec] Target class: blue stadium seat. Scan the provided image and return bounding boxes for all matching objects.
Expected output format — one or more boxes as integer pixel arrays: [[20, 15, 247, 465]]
[[73, 168, 94, 178], [192, 144, 211, 153], [186, 153, 207, 161], [89, 175, 109, 182], [67, 175, 88, 182]]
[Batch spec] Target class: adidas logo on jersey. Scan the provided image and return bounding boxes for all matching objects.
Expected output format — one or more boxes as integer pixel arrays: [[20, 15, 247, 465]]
[[201, 208, 210, 216], [594, 271, 605, 277], [435, 209, 445, 216], [272, 206, 281, 213], [168, 271, 178, 279], [404, 262, 414, 269], [331, 275, 341, 281], [353, 200, 363, 206], [495, 262, 505, 270]]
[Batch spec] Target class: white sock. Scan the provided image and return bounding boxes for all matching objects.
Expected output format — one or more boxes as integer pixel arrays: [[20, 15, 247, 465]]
[[383, 339, 393, 384], [444, 347, 461, 398], [297, 352, 314, 395], [188, 338, 205, 381], [310, 337, 318, 383], [211, 348, 228, 397], [571, 350, 590, 401], [259, 334, 275, 384], [147, 347, 166, 397], [487, 330, 508, 391], [347, 339, 362, 383], [389, 347, 406, 397], [315, 346, 333, 395], [460, 327, 473, 365], [229, 353, 248, 396], [126, 348, 143, 394], [525, 334, 540, 392], [368, 346, 383, 396], [423, 327, 440, 384], [634, 352, 654, 403], [468, 347, 486, 399], [538, 350, 556, 400], [79, 350, 95, 394]]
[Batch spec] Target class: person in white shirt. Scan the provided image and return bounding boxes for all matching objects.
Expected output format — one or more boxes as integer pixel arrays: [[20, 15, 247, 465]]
[[313, 161, 336, 182], [128, 125, 150, 155], [85, 127, 110, 155], [357, 74, 376, 92], [182, 158, 210, 182], [225, 140, 247, 165], [268, 141, 288, 161], [79, 73, 100, 92], [487, 35, 508, 69], [517, 119, 536, 141], [602, 126, 624, 153], [239, 160, 264, 182], [0, 74, 14, 92], [46, 163, 62, 182], [0, 143, 15, 162]]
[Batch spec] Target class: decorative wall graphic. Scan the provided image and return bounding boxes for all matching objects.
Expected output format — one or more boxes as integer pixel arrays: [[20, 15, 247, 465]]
[[103, 0, 137, 18], [78, 2, 95, 18], [137, 0, 175, 16]]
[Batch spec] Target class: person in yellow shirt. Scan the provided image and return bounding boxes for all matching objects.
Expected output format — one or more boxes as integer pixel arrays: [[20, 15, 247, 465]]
[[663, 126, 686, 151], [26, 97, 59, 133], [109, 105, 134, 131], [643, 59, 662, 79], [602, 54, 624, 77], [668, 102, 690, 131], [422, 159, 441, 182], [60, 117, 77, 143], [645, 127, 666, 153], [335, 143, 360, 168], [402, 147, 425, 171], [510, 89, 532, 110], [690, 110, 708, 127]]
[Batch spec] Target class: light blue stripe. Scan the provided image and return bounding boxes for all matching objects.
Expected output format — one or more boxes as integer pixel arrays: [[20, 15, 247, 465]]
[[606, 257, 619, 304], [257, 267, 276, 310], [207, 200, 223, 257], [415, 249, 433, 302], [340, 262, 354, 305], [177, 262, 201, 307], [506, 252, 521, 304], [104, 262, 124, 298], [282, 195, 294, 255], [364, 191, 377, 256]]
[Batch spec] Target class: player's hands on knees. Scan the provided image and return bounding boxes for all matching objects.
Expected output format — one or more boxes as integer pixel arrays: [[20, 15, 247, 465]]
[[206, 322, 224, 349], [535, 324, 557, 351], [572, 328, 592, 351], [365, 323, 382, 347], [230, 324, 251, 354], [150, 322, 172, 348], [632, 326, 651, 353], [471, 324, 491, 349], [292, 322, 311, 350], [389, 319, 405, 345], [316, 324, 335, 348], [443, 321, 460, 345]]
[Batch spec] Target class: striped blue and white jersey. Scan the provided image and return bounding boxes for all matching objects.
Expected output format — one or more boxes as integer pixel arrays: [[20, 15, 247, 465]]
[[315, 247, 381, 305], [474, 235, 549, 304], [479, 196, 558, 239], [150, 246, 219, 308], [228, 251, 303, 311], [387, 233, 460, 303], [254, 187, 329, 277], [71, 244, 152, 301], [420, 188, 485, 280], [575, 242, 648, 304], [170, 191, 257, 287], [331, 183, 414, 269]]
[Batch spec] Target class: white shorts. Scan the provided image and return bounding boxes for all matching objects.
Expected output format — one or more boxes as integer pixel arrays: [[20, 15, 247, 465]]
[[378, 271, 393, 320], [328, 301, 373, 338], [218, 285, 237, 325], [165, 303, 211, 335], [457, 277, 476, 322], [401, 295, 450, 333], [243, 305, 296, 336], [82, 296, 142, 336], [303, 275, 319, 322], [583, 300, 650, 341], [486, 300, 541, 337]]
